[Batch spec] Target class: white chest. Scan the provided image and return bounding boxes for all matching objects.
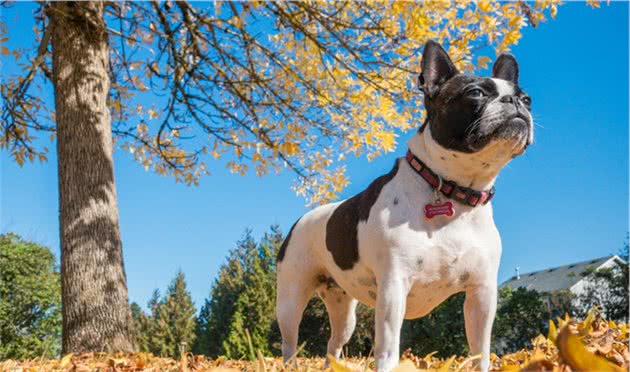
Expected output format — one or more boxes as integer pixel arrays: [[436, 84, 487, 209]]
[[324, 163, 502, 319]]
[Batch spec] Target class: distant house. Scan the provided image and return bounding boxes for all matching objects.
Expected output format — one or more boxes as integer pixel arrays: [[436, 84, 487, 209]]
[[500, 255, 625, 296], [495, 255, 627, 353]]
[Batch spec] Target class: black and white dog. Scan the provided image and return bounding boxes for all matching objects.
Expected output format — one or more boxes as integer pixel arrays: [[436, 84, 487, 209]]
[[276, 40, 533, 371]]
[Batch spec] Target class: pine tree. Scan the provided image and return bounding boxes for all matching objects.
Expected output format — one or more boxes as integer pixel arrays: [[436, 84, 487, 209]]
[[154, 272, 197, 358], [222, 228, 282, 359], [194, 230, 257, 357], [192, 299, 212, 357], [134, 275, 197, 358], [130, 303, 149, 353], [144, 289, 167, 356]]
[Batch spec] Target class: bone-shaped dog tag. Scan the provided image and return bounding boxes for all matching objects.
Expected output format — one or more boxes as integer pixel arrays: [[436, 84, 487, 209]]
[[424, 200, 455, 219]]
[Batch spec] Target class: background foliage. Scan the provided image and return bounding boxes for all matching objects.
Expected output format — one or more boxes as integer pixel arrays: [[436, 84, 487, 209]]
[[1, 230, 627, 360], [131, 272, 197, 359], [0, 233, 61, 359], [194, 228, 280, 358], [577, 242, 629, 323]]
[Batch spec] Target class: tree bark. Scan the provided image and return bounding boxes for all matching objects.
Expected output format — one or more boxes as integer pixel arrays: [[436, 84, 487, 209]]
[[49, 1, 134, 353]]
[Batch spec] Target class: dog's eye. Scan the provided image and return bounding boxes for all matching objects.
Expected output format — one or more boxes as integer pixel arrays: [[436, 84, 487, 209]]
[[466, 88, 485, 98], [521, 96, 532, 106]]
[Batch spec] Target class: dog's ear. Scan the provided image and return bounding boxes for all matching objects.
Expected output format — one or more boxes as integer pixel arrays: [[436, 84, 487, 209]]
[[492, 53, 519, 84], [420, 40, 458, 98]]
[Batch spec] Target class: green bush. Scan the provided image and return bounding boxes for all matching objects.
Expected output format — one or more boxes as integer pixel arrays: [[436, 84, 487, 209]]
[[0, 233, 61, 359]]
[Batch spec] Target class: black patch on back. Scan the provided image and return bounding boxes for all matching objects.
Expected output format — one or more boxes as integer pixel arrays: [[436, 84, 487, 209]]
[[277, 218, 300, 262], [325, 159, 400, 270]]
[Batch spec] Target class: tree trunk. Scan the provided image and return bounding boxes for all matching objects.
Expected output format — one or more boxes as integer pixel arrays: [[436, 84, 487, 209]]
[[49, 1, 134, 353]]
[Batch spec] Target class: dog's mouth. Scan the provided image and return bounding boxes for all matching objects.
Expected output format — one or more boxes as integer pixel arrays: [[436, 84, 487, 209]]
[[506, 115, 528, 128], [466, 113, 532, 153]]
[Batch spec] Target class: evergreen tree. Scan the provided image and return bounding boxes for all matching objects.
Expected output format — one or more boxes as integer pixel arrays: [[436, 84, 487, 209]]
[[194, 231, 256, 357], [222, 228, 281, 359], [0, 233, 61, 359], [143, 289, 163, 355], [132, 275, 197, 358], [130, 302, 149, 352], [141, 289, 168, 356], [154, 272, 197, 358], [192, 299, 212, 356]]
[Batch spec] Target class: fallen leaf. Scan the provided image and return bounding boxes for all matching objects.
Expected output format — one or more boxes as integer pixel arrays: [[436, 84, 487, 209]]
[[59, 353, 74, 368], [328, 354, 353, 372], [557, 326, 624, 372], [547, 319, 558, 343]]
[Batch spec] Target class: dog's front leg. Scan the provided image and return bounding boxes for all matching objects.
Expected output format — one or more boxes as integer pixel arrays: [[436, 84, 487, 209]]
[[464, 285, 498, 372], [374, 277, 407, 372]]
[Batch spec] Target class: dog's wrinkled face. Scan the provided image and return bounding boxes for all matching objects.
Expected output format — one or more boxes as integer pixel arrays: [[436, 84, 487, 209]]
[[419, 41, 533, 155]]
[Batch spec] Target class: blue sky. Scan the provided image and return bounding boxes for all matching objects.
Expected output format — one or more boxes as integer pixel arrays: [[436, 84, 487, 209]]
[[1, 2, 628, 310]]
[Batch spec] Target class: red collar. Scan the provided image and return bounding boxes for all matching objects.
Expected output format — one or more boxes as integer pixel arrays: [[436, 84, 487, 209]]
[[405, 149, 495, 207]]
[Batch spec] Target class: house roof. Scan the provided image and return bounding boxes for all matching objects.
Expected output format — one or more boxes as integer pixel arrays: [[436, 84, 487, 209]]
[[499, 256, 619, 293]]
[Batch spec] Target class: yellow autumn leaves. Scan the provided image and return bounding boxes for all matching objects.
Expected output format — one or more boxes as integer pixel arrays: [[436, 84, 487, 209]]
[[324, 310, 628, 371], [2, 1, 568, 204], [2, 310, 628, 371]]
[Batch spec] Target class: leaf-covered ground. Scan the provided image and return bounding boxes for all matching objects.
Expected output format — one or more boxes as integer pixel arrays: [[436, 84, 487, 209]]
[[2, 312, 627, 371]]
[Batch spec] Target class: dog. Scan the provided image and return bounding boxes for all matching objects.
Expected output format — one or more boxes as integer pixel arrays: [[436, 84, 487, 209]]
[[276, 40, 533, 372]]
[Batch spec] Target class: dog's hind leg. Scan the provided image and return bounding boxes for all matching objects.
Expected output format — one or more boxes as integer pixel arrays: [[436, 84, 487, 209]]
[[321, 287, 358, 359], [276, 263, 317, 363]]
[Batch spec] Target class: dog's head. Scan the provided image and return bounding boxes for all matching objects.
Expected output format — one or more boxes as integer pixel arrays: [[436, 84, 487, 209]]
[[419, 41, 533, 158]]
